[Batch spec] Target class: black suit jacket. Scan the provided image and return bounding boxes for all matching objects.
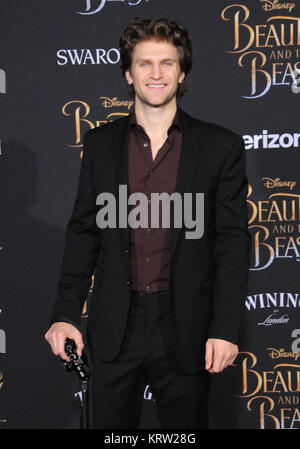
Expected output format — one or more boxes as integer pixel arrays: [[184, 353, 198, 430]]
[[50, 106, 251, 374]]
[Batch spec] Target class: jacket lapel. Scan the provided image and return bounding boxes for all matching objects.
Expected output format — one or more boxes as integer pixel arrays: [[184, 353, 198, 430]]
[[170, 107, 204, 261], [111, 113, 132, 265]]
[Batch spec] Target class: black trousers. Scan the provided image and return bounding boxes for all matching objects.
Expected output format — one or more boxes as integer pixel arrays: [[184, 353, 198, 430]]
[[90, 292, 211, 429]]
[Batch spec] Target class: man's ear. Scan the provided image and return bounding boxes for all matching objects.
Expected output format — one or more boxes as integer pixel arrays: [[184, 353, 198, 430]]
[[125, 69, 133, 85], [179, 71, 186, 84]]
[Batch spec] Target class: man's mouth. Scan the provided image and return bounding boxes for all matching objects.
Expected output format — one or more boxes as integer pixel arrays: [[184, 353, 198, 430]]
[[146, 84, 167, 89]]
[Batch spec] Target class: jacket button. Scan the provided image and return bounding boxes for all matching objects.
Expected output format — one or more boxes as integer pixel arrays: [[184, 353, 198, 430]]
[[125, 249, 129, 253], [126, 280, 131, 286]]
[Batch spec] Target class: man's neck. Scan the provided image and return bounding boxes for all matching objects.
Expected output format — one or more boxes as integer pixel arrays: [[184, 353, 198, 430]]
[[134, 100, 178, 139]]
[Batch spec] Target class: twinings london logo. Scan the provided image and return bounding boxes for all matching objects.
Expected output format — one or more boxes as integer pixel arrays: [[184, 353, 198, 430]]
[[221, 4, 300, 98], [76, 0, 148, 15], [260, 0, 295, 13], [245, 291, 300, 311], [245, 292, 297, 327]]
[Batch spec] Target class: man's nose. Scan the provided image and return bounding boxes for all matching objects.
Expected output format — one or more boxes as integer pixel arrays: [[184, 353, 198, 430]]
[[150, 64, 163, 79]]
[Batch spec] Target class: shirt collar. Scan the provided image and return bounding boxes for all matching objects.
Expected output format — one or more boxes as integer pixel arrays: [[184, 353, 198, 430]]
[[129, 106, 184, 134]]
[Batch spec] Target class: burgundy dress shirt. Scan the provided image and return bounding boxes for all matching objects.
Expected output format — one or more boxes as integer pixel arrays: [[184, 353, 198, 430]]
[[128, 108, 183, 295]]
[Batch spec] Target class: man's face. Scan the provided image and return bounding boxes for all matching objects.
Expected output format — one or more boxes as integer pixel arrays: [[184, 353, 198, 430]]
[[125, 38, 185, 108]]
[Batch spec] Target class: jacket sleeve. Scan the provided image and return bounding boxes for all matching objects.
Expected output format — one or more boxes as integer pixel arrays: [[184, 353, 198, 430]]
[[207, 135, 251, 345], [49, 130, 101, 329]]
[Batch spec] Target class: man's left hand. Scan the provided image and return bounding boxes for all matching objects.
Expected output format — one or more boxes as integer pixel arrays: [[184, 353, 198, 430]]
[[205, 338, 238, 373]]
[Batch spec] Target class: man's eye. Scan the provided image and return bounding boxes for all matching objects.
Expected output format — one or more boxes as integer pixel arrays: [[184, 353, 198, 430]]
[[164, 62, 172, 66]]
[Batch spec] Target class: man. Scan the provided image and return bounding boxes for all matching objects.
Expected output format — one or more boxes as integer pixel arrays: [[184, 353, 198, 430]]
[[45, 17, 251, 428]]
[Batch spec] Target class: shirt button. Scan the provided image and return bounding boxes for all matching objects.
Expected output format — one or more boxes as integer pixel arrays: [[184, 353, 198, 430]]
[[148, 199, 151, 204], [146, 286, 150, 292], [149, 171, 153, 176], [146, 228, 151, 234], [145, 257, 150, 263], [126, 280, 131, 286], [143, 142, 148, 147], [125, 249, 129, 253]]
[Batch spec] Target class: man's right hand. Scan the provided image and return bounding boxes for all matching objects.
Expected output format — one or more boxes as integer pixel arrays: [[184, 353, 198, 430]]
[[44, 322, 84, 362]]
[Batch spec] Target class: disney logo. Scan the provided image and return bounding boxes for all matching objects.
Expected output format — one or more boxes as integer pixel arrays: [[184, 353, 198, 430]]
[[267, 347, 300, 361], [260, 0, 295, 13], [263, 177, 296, 190], [77, 0, 147, 15]]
